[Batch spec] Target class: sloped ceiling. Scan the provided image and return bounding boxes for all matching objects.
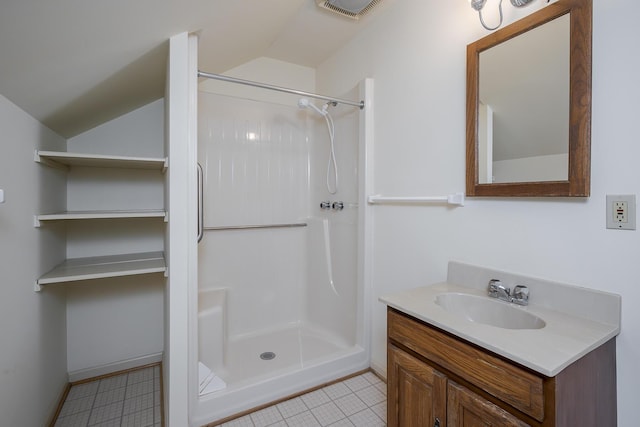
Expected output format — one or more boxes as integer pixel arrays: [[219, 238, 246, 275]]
[[0, 0, 386, 138]]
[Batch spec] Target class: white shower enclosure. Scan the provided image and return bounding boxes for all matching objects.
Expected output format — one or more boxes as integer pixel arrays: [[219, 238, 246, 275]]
[[191, 79, 373, 425]]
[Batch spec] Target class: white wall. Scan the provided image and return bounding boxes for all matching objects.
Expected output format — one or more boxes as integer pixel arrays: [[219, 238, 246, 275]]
[[316, 0, 640, 424], [199, 57, 316, 105], [493, 153, 568, 183], [165, 32, 198, 426], [67, 99, 164, 157], [65, 99, 165, 375], [0, 95, 68, 426]]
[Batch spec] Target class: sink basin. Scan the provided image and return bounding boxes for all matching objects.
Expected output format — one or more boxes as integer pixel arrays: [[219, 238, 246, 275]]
[[435, 293, 546, 330]]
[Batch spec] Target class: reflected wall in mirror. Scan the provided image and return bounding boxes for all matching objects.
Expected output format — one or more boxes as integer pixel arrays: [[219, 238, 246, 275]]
[[479, 14, 569, 184], [466, 0, 592, 197]]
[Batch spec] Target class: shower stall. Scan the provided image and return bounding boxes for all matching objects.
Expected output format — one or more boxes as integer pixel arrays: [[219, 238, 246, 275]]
[[191, 75, 373, 425]]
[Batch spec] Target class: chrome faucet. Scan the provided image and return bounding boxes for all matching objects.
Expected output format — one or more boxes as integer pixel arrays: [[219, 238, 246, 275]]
[[487, 279, 529, 306], [511, 284, 530, 306], [488, 279, 510, 301]]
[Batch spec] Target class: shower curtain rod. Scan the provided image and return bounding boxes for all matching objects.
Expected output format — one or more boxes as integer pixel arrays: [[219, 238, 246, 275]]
[[197, 70, 365, 110]]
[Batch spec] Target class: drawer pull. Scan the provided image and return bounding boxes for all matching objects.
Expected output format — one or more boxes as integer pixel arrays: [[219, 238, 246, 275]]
[[434, 417, 441, 427]]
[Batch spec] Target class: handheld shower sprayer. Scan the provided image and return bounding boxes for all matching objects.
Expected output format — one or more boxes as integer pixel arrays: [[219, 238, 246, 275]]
[[298, 97, 338, 194], [298, 98, 327, 116]]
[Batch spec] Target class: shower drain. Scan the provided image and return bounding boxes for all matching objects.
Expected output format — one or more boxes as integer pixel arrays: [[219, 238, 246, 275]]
[[260, 351, 276, 361]]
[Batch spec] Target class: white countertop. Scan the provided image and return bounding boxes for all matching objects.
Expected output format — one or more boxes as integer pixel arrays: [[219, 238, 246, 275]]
[[380, 262, 621, 377]]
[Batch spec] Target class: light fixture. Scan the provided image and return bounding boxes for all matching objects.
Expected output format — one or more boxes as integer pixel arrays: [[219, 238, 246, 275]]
[[316, 0, 383, 19], [469, 0, 536, 31]]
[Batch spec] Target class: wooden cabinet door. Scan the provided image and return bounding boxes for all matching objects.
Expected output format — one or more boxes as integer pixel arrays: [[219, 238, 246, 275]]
[[388, 344, 447, 427], [447, 382, 531, 427]]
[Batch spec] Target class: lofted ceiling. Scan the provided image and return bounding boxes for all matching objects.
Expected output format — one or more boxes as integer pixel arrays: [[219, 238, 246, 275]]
[[0, 0, 386, 138]]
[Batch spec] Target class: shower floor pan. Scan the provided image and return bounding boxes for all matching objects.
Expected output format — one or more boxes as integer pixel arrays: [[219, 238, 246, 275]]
[[194, 323, 367, 425], [224, 323, 353, 386]]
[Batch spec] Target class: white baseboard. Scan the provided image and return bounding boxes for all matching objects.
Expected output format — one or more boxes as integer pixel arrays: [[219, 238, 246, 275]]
[[68, 352, 163, 383]]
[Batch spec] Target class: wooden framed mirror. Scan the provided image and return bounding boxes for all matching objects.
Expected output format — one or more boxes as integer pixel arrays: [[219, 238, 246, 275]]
[[466, 0, 592, 197]]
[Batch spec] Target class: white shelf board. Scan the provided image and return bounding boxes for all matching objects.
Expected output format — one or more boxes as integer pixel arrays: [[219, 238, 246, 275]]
[[36, 251, 166, 290], [35, 150, 168, 171], [34, 210, 167, 226]]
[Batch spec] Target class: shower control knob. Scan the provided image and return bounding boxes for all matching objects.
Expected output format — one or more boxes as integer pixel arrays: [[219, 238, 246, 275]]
[[332, 201, 344, 211], [320, 201, 332, 210]]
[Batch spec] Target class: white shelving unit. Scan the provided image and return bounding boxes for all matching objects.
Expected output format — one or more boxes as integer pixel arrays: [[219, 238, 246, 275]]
[[35, 150, 168, 290], [35, 252, 166, 291], [35, 150, 168, 171], [34, 210, 167, 227]]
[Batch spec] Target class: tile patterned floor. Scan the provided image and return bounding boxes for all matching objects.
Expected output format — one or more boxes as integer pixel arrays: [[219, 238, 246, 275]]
[[53, 365, 162, 427], [53, 368, 385, 427], [216, 371, 387, 427]]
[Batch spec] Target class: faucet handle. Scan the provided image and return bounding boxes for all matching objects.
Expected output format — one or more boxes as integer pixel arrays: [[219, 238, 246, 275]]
[[512, 284, 529, 305], [488, 279, 502, 297]]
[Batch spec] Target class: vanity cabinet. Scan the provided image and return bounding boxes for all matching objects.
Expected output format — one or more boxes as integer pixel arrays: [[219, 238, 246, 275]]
[[388, 344, 529, 427], [447, 381, 529, 427], [387, 307, 617, 427], [388, 344, 446, 426]]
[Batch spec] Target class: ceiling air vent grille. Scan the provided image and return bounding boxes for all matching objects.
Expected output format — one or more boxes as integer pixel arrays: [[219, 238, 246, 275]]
[[316, 0, 383, 20]]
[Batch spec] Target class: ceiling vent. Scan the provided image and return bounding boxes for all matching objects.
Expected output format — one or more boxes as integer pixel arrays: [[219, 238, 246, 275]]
[[316, 0, 383, 19]]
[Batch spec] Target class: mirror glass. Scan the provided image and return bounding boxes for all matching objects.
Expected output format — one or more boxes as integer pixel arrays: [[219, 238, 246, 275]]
[[466, 0, 591, 197], [478, 14, 569, 184]]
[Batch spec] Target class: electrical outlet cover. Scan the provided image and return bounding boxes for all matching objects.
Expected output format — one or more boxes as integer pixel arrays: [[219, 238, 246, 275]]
[[606, 194, 636, 230]]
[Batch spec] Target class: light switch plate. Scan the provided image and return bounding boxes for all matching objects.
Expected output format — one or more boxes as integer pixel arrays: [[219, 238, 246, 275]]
[[606, 194, 636, 230], [0, 189, 4, 203]]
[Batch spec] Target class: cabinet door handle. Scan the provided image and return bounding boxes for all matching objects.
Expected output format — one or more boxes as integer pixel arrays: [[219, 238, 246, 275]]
[[434, 417, 441, 427]]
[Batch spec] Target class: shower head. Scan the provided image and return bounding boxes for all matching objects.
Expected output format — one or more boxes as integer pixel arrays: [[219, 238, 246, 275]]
[[298, 98, 327, 116]]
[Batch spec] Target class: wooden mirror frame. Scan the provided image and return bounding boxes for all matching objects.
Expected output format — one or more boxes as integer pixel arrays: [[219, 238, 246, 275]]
[[466, 0, 592, 197]]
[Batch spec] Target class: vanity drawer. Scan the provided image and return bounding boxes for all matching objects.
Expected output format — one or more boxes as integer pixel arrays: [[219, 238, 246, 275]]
[[388, 309, 545, 421]]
